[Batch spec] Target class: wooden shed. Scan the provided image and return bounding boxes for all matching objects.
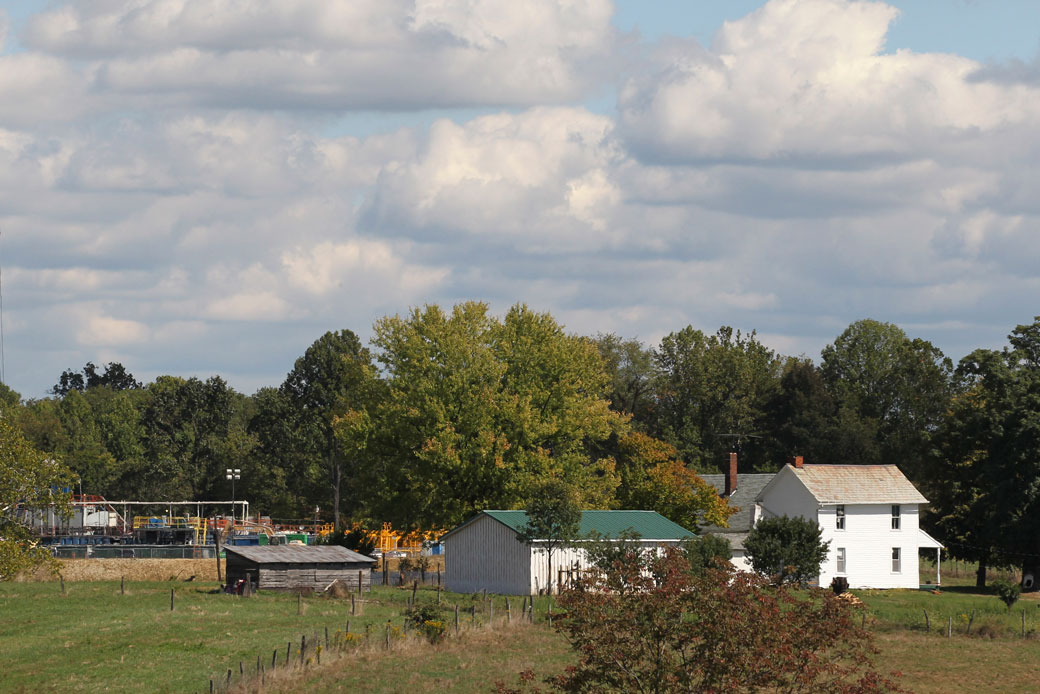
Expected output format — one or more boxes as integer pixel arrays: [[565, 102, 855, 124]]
[[224, 545, 375, 592]]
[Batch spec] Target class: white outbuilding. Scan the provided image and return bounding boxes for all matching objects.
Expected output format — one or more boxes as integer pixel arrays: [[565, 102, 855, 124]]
[[442, 510, 695, 595]]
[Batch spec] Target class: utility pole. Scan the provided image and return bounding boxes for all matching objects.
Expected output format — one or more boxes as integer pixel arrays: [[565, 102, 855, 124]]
[[226, 469, 241, 524]]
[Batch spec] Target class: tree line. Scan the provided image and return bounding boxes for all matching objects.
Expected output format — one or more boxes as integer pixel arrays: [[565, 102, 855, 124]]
[[5, 302, 1040, 582]]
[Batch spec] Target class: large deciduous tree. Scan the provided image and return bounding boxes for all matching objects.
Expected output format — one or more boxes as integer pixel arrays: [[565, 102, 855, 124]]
[[652, 326, 783, 472], [371, 302, 625, 529], [929, 317, 1040, 587], [140, 376, 236, 500], [280, 330, 380, 530], [0, 417, 72, 579], [820, 319, 953, 479]]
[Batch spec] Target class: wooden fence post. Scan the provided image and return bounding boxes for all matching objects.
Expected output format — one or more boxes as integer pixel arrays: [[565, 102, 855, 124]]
[[923, 609, 930, 631], [351, 593, 356, 616], [121, 576, 125, 595], [170, 588, 175, 611], [286, 641, 291, 665], [489, 598, 494, 628], [60, 576, 65, 594], [225, 669, 231, 690], [455, 604, 460, 635], [385, 624, 391, 650], [272, 648, 277, 669], [358, 570, 363, 594], [412, 581, 418, 605], [506, 596, 511, 623], [967, 610, 975, 635], [947, 616, 952, 638], [239, 661, 243, 676], [325, 625, 329, 648], [301, 635, 306, 666]]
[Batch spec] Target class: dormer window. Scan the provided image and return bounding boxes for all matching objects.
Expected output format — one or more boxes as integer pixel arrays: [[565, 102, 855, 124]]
[[891, 505, 901, 530], [836, 505, 845, 530]]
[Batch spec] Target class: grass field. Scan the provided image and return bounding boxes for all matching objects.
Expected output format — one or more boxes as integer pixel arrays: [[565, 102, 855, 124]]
[[0, 580, 516, 693], [4, 576, 1040, 693]]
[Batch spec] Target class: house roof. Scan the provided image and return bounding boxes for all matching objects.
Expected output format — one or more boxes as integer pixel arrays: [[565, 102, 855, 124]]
[[759, 464, 928, 505], [224, 545, 376, 565], [700, 473, 775, 534], [443, 510, 695, 542]]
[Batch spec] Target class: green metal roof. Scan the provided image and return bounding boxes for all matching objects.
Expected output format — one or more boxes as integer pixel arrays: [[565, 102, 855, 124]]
[[478, 510, 694, 540]]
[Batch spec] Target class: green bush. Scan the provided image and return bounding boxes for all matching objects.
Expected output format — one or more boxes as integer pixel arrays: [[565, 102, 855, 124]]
[[992, 578, 1020, 610], [680, 534, 732, 576], [744, 515, 829, 586]]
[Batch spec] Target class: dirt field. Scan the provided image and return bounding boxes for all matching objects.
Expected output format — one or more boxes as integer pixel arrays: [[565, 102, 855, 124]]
[[19, 558, 219, 582]]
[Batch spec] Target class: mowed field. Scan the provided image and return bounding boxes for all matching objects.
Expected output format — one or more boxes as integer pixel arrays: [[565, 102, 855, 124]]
[[3, 573, 1040, 694]]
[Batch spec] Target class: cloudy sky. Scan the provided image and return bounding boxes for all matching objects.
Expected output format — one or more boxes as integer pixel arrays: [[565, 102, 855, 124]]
[[3, 0, 1040, 397]]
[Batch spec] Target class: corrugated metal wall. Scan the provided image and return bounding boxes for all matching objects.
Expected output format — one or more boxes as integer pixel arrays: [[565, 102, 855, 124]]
[[444, 515, 530, 594]]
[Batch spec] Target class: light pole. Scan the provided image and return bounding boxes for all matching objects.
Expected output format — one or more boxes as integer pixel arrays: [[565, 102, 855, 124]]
[[226, 468, 241, 524]]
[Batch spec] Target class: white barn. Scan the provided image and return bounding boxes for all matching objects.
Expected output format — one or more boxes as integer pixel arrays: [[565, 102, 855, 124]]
[[756, 459, 943, 589], [442, 510, 694, 595]]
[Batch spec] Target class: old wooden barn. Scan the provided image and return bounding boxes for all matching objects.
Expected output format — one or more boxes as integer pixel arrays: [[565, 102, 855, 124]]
[[224, 545, 375, 591]]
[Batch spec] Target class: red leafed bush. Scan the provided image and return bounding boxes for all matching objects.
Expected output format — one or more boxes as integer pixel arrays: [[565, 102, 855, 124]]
[[494, 549, 906, 694]]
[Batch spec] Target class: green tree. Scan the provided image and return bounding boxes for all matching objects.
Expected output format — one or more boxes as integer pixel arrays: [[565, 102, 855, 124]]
[[820, 319, 953, 478], [0, 417, 73, 579], [593, 333, 657, 424], [928, 318, 1040, 587], [371, 302, 624, 528], [139, 376, 236, 499], [516, 479, 582, 595], [280, 330, 380, 530], [613, 431, 733, 530], [653, 326, 783, 472], [744, 515, 830, 585]]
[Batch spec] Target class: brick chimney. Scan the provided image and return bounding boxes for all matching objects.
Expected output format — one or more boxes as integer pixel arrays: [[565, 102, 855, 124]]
[[787, 455, 804, 469], [725, 452, 738, 496]]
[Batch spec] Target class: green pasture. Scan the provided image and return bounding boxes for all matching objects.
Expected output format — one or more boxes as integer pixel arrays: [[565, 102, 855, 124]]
[[0, 581, 541, 693]]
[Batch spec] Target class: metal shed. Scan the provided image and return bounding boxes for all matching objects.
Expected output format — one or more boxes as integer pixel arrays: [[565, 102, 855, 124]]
[[224, 545, 376, 592]]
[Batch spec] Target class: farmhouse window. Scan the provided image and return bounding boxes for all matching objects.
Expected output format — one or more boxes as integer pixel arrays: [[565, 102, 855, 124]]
[[835, 505, 845, 530], [891, 505, 901, 530], [891, 547, 901, 573], [836, 547, 846, 574]]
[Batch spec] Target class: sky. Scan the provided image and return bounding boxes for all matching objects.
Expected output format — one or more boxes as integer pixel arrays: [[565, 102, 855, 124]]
[[3, 0, 1040, 398]]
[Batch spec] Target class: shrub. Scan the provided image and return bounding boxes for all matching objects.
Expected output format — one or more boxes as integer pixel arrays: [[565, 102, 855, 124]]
[[744, 515, 830, 585], [993, 578, 1021, 610], [405, 605, 446, 643], [681, 534, 732, 576], [494, 550, 902, 694]]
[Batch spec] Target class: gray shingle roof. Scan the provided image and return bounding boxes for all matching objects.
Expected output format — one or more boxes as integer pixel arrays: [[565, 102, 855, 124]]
[[700, 473, 775, 534], [773, 464, 928, 504], [224, 545, 376, 565]]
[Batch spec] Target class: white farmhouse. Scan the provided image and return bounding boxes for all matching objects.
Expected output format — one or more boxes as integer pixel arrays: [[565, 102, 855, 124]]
[[755, 457, 943, 589], [442, 510, 694, 595]]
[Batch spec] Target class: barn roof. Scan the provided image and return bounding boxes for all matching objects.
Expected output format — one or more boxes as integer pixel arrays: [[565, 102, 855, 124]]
[[444, 510, 695, 541], [758, 464, 928, 505], [224, 545, 376, 565]]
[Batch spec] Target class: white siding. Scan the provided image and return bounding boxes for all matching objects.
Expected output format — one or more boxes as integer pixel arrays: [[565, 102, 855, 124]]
[[759, 469, 818, 521], [444, 515, 530, 594], [529, 541, 681, 594], [818, 504, 920, 589]]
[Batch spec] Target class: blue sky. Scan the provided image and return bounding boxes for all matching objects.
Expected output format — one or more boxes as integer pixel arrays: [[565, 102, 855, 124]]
[[1, 0, 1039, 397]]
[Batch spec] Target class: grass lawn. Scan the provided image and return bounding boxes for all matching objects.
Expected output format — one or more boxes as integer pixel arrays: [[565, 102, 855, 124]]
[[0, 580, 512, 693], [5, 576, 1039, 694]]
